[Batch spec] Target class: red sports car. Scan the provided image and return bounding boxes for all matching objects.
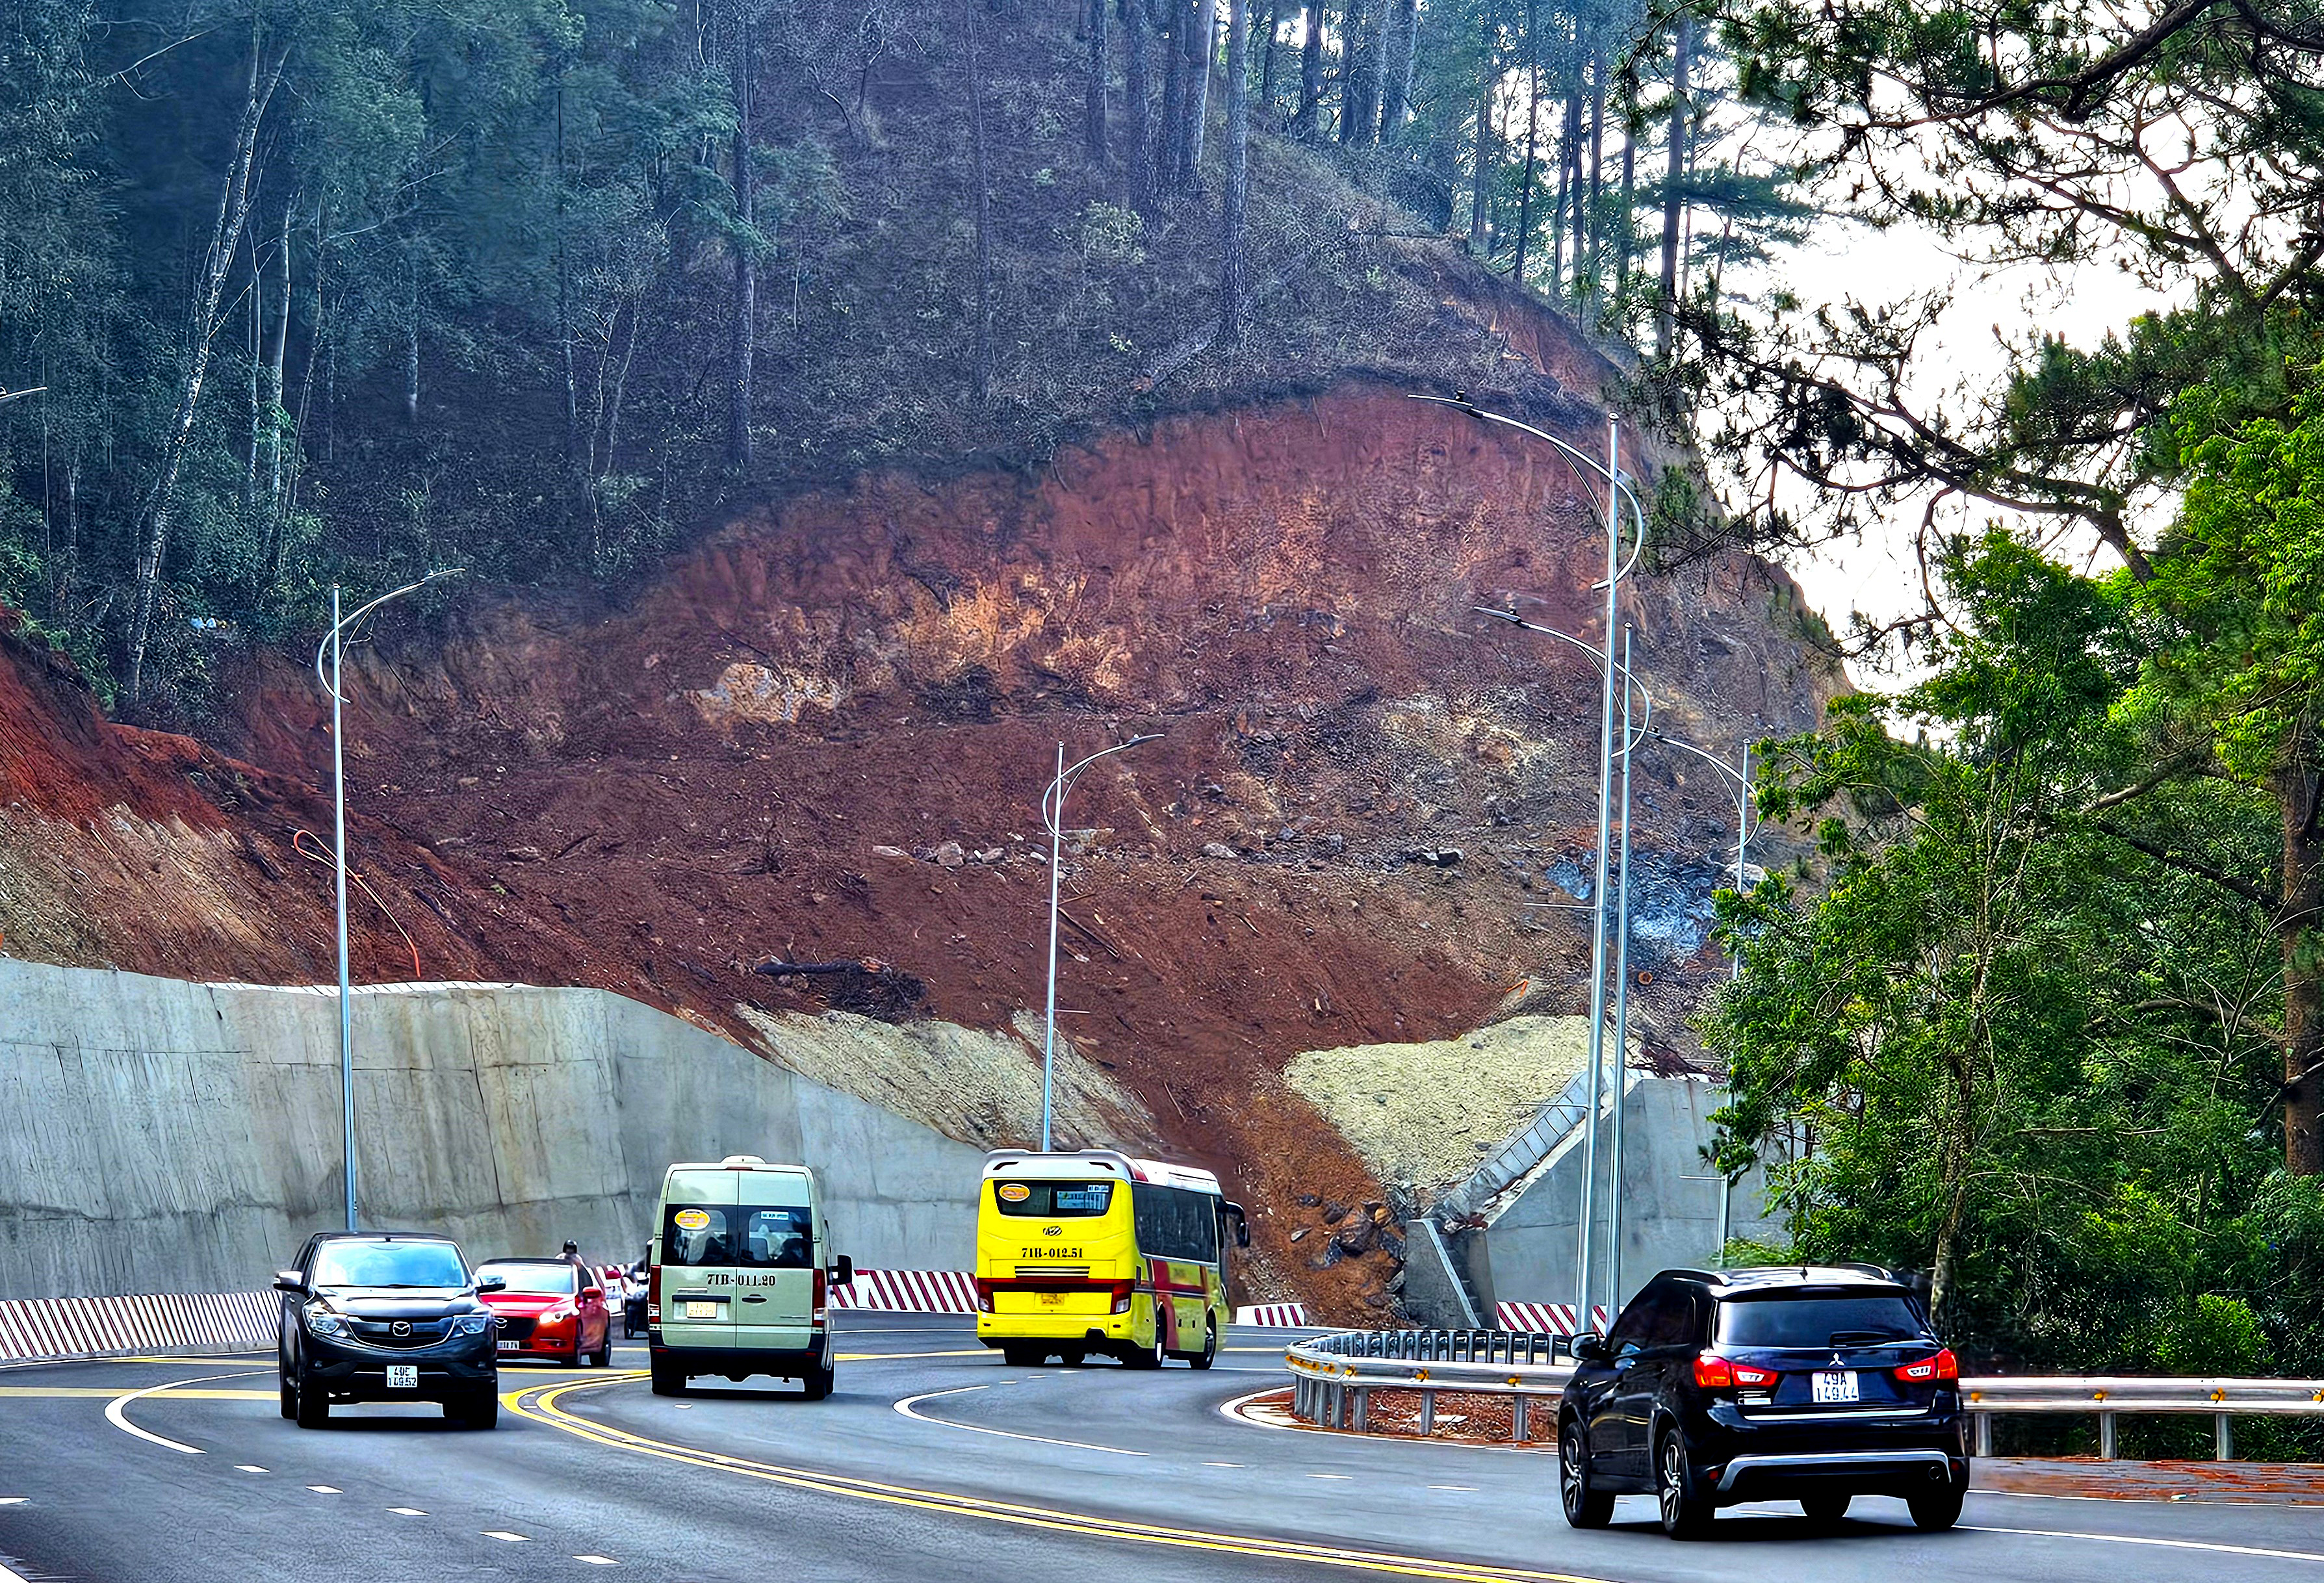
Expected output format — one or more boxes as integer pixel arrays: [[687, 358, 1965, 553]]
[[474, 1257, 612, 1367]]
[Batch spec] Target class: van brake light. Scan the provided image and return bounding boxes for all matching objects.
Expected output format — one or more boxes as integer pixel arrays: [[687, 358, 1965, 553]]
[[812, 1267, 828, 1325], [1894, 1348, 1958, 1384]]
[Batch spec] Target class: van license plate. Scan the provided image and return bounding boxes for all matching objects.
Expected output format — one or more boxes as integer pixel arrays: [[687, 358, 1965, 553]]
[[1812, 1370, 1859, 1404], [386, 1365, 419, 1390], [684, 1300, 718, 1320]]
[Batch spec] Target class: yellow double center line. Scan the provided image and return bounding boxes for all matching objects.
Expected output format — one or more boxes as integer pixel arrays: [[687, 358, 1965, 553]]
[[511, 1374, 1613, 1583]]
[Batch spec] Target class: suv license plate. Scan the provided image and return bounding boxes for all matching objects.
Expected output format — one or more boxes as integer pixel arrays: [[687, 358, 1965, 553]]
[[386, 1365, 419, 1390], [1812, 1370, 1859, 1404]]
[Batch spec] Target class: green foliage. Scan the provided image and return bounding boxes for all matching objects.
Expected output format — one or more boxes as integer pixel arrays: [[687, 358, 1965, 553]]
[[1705, 534, 2315, 1373]]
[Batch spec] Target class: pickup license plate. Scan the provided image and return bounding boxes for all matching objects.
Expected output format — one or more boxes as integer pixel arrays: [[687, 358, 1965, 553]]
[[1812, 1370, 1859, 1404], [385, 1364, 419, 1390], [497, 1339, 520, 1352], [683, 1300, 719, 1320]]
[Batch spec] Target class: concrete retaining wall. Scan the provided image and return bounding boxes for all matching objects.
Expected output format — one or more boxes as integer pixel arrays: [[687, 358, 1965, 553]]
[[1423, 1076, 1785, 1324], [0, 959, 986, 1300]]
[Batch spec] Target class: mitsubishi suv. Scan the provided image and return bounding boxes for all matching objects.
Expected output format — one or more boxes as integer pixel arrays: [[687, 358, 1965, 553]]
[[276, 1231, 506, 1429], [1556, 1265, 1968, 1538]]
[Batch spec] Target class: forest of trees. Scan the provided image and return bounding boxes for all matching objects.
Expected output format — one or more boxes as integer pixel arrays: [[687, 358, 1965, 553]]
[[0, 0, 1792, 719]]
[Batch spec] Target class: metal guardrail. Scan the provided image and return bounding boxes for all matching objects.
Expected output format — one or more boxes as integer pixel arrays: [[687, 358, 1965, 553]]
[[1284, 1330, 2324, 1458]]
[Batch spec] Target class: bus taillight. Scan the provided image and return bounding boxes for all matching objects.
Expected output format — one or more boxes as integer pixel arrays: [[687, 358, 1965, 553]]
[[974, 1277, 997, 1314], [1109, 1281, 1133, 1315]]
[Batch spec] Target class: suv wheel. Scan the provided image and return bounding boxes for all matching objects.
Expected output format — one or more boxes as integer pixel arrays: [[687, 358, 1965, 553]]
[[1654, 1427, 1713, 1539], [1559, 1419, 1614, 1528], [1908, 1475, 1966, 1531]]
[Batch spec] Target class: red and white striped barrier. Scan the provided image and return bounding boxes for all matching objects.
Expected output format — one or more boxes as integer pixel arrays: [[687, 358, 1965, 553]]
[[1495, 1302, 1610, 1335], [828, 1268, 977, 1313], [1232, 1304, 1310, 1328], [0, 1291, 276, 1363]]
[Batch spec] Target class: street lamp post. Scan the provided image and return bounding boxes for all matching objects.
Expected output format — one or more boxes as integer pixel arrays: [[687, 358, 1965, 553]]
[[1038, 733, 1161, 1152], [314, 568, 463, 1232], [1648, 725, 1760, 1258], [1428, 393, 1649, 1334]]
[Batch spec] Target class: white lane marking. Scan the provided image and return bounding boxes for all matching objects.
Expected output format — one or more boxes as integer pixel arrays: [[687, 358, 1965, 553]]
[[1306, 1473, 1352, 1480], [575, 1556, 619, 1565], [233, 1465, 266, 1473], [103, 1369, 261, 1455], [0, 1497, 25, 1504], [1202, 1461, 1244, 1468], [389, 1508, 427, 1516], [1428, 1485, 1478, 1492], [307, 1485, 341, 1494], [482, 1530, 531, 1542], [1979, 1487, 2324, 1509], [893, 1385, 1145, 1458], [1965, 1525, 2324, 1564]]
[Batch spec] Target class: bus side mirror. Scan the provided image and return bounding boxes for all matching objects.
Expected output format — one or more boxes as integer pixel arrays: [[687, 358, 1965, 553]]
[[833, 1255, 855, 1288], [1224, 1202, 1250, 1248]]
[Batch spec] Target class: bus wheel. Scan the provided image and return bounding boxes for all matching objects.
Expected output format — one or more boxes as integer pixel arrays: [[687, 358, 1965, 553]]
[[1189, 1319, 1217, 1371], [1124, 1328, 1165, 1369], [1001, 1345, 1042, 1367]]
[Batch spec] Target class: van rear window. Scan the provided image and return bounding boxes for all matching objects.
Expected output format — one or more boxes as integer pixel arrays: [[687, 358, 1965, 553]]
[[992, 1181, 1115, 1217], [662, 1204, 814, 1267]]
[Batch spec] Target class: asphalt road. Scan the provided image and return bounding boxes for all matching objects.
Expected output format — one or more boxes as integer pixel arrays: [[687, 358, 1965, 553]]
[[2, 1314, 2319, 1582]]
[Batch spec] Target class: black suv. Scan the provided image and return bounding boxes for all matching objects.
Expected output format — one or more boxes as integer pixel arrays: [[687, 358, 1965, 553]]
[[1557, 1265, 1967, 1538], [276, 1232, 506, 1429]]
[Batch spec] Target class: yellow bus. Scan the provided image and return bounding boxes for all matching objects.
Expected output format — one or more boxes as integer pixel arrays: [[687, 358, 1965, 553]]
[[974, 1150, 1248, 1369]]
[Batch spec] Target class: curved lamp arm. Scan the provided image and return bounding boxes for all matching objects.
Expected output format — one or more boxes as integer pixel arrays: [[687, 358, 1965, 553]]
[[1473, 608, 1654, 754], [1649, 728, 1762, 847], [314, 567, 466, 703], [1042, 733, 1164, 835], [1413, 394, 1650, 591]]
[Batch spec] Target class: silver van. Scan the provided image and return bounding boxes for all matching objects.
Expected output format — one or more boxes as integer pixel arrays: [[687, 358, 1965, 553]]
[[647, 1155, 853, 1398]]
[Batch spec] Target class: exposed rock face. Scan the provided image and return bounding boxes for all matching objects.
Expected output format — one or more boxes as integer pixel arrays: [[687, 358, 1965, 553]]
[[3, 359, 1843, 1320]]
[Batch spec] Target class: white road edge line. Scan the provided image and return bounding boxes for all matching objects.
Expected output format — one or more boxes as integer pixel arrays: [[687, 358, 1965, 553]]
[[1964, 1525, 2324, 1564], [1212, 1384, 1559, 1456], [0, 1560, 29, 1583], [103, 1370, 263, 1456], [892, 1385, 1146, 1457]]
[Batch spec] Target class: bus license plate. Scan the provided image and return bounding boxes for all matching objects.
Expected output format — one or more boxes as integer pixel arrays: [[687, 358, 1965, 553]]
[[1040, 1292, 1065, 1307], [684, 1300, 719, 1320], [386, 1365, 419, 1390], [1813, 1371, 1859, 1404]]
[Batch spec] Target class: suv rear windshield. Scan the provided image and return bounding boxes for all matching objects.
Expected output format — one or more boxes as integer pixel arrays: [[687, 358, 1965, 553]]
[[312, 1240, 468, 1289], [992, 1181, 1115, 1217], [1717, 1293, 1927, 1347], [476, 1261, 578, 1294], [661, 1204, 814, 1268]]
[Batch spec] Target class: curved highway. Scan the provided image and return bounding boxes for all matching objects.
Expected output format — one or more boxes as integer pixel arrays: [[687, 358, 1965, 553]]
[[1, 1314, 2318, 1582]]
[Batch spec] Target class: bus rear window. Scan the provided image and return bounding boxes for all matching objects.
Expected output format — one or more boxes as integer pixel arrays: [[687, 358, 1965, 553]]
[[992, 1181, 1115, 1216]]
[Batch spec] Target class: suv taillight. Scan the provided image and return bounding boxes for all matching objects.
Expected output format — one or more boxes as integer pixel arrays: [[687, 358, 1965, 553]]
[[1894, 1348, 1958, 1383], [1694, 1352, 1779, 1390]]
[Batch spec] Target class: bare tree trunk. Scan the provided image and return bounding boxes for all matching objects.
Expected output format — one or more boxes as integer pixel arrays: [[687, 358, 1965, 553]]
[[2281, 736, 2324, 1174], [1124, 0, 1154, 209], [264, 207, 325, 592], [729, 6, 756, 466], [1469, 57, 1491, 250], [266, 196, 290, 505], [1258, 0, 1280, 116], [965, 0, 992, 402], [1510, 0, 1538, 283], [1219, 0, 1250, 342], [1338, 0, 1376, 145], [1159, 2, 1187, 190], [1085, 0, 1109, 164], [1181, 0, 1217, 193], [1616, 123, 1635, 320], [246, 235, 260, 513], [125, 36, 283, 707], [1295, 0, 1324, 140], [556, 79, 578, 463], [404, 250, 420, 423], [1379, 0, 1417, 142], [1657, 10, 1692, 359], [1584, 50, 1605, 314], [1562, 90, 1582, 300]]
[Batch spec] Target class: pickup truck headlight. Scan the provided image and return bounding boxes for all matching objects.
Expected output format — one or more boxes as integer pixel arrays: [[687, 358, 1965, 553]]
[[454, 1314, 493, 1336], [305, 1305, 346, 1336]]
